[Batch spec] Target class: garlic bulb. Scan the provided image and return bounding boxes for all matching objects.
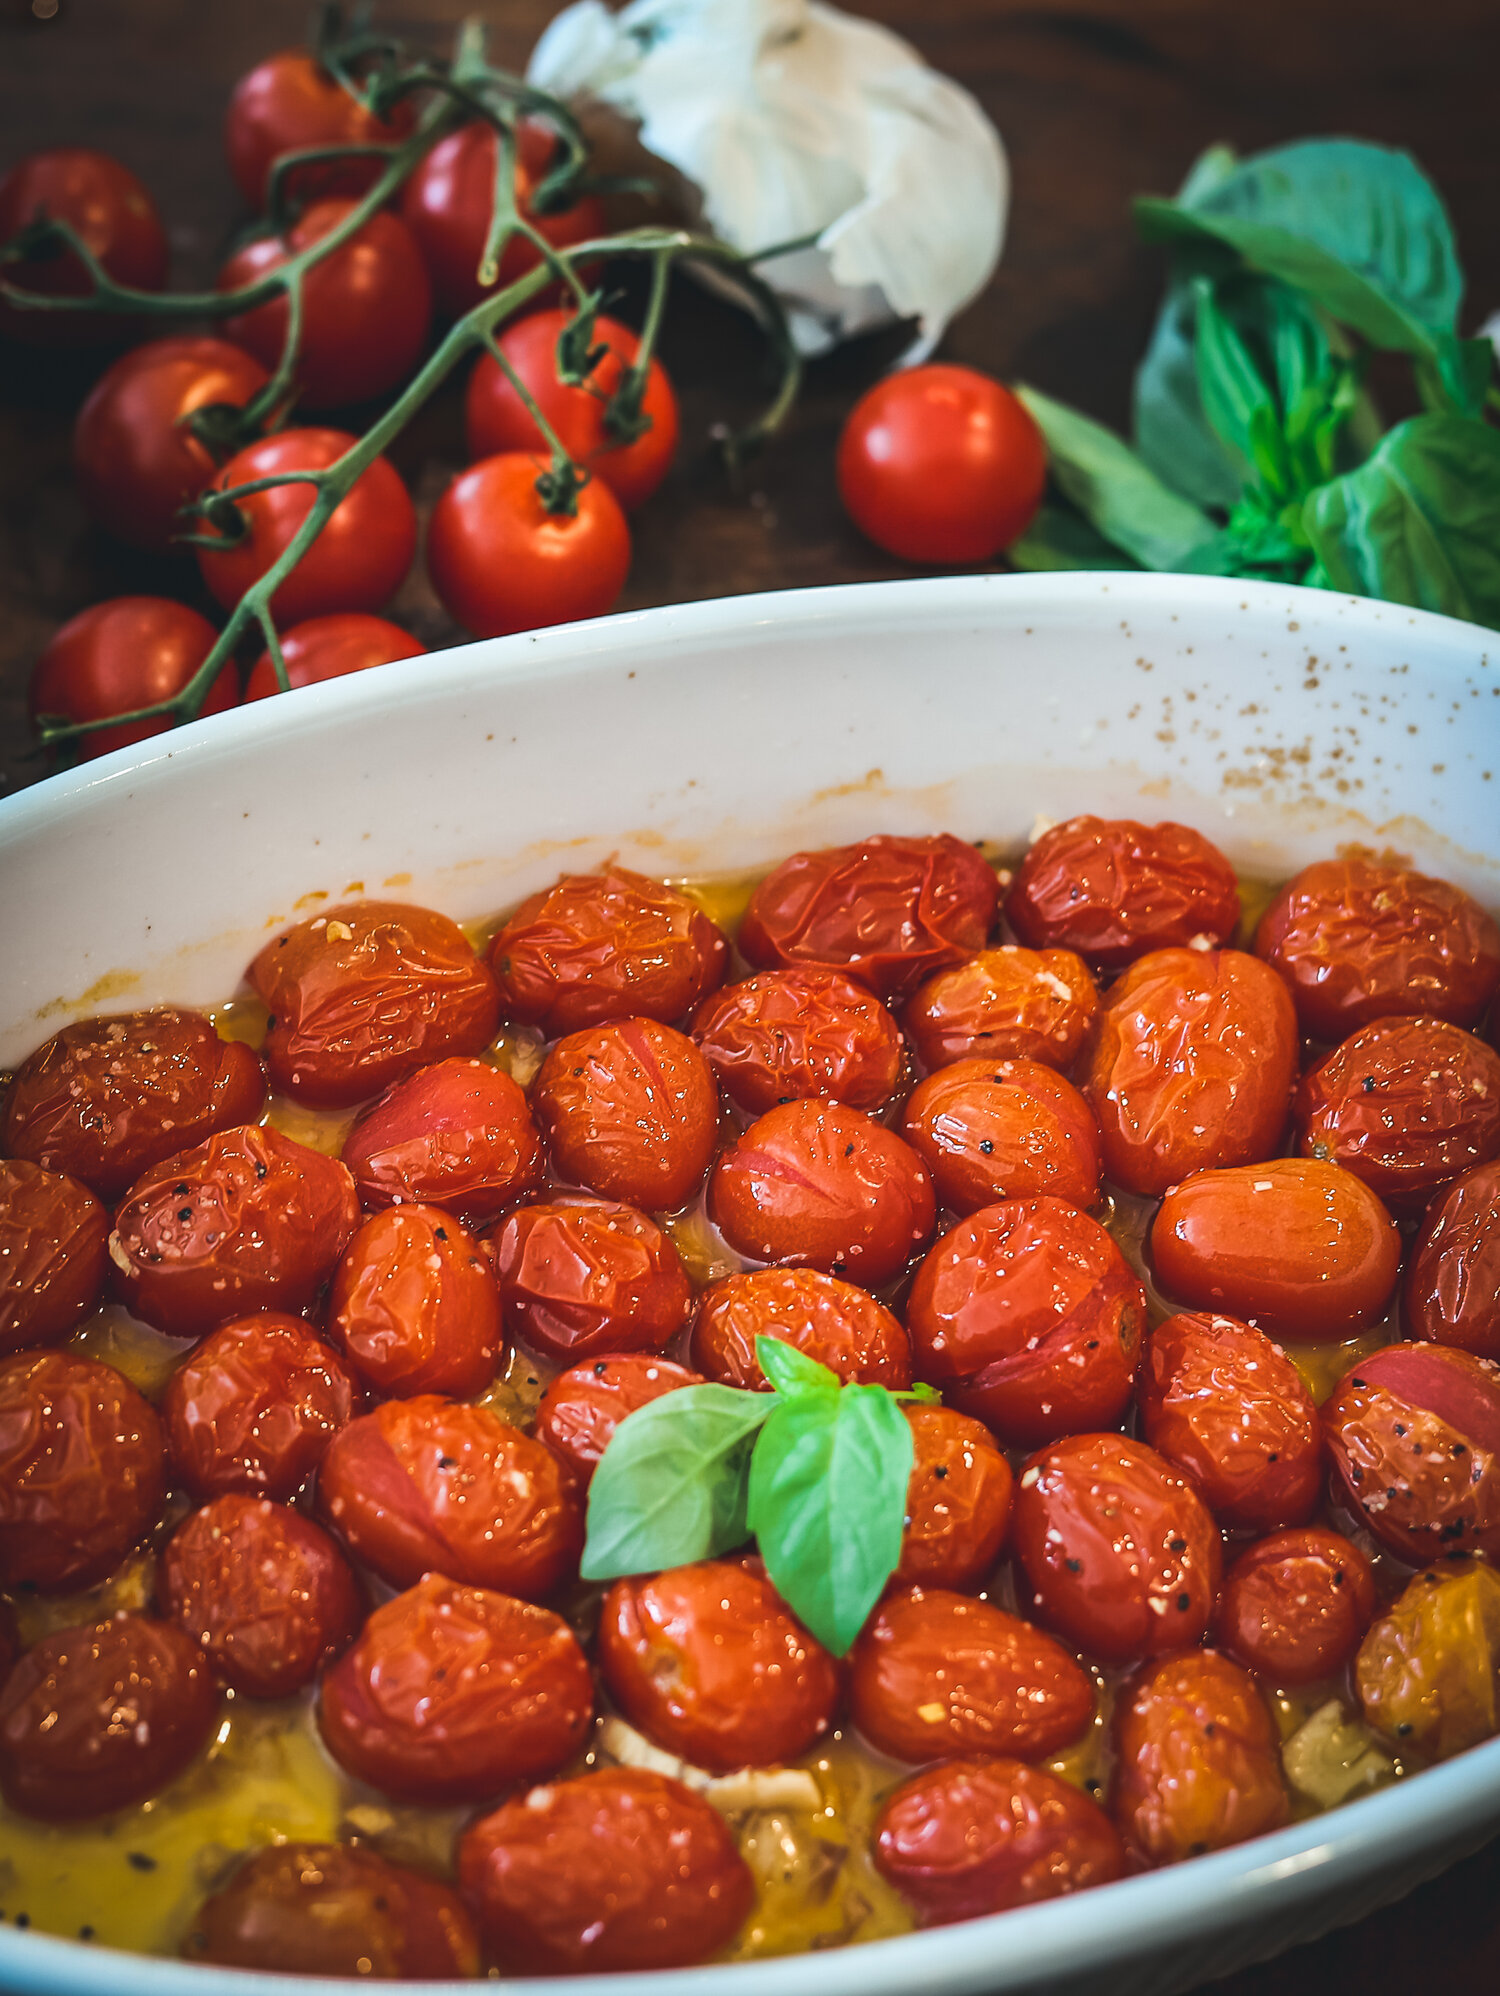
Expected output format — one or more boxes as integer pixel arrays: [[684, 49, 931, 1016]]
[[527, 0, 1007, 357]]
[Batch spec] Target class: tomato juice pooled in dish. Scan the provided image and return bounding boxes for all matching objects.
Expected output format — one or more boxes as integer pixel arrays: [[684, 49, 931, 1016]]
[[0, 819, 1497, 1971]]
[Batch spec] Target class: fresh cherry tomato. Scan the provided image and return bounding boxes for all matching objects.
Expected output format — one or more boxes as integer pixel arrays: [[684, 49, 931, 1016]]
[[195, 427, 416, 626], [1007, 816, 1242, 969], [874, 1756, 1124, 1926], [690, 965, 904, 1116], [220, 199, 432, 409], [3, 1005, 266, 1201], [328, 1204, 502, 1399], [691, 1266, 912, 1391], [836, 366, 1046, 562], [243, 611, 427, 701], [1011, 1433, 1222, 1666], [896, 1403, 1012, 1591], [30, 598, 237, 762], [465, 307, 679, 511], [1150, 1157, 1400, 1340], [740, 835, 1000, 1002], [0, 1159, 108, 1354], [427, 452, 631, 640], [319, 1571, 593, 1803], [0, 1351, 165, 1593], [341, 1056, 541, 1224], [489, 865, 727, 1035], [317, 1394, 582, 1597], [490, 1199, 691, 1363], [905, 1197, 1145, 1447], [0, 148, 167, 343], [903, 945, 1099, 1073], [1404, 1160, 1500, 1358], [458, 1767, 753, 1974], [1255, 857, 1500, 1042], [111, 1124, 359, 1339], [900, 1056, 1101, 1213], [250, 899, 500, 1107], [161, 1312, 363, 1501], [1136, 1312, 1320, 1532], [850, 1585, 1094, 1764], [1081, 948, 1297, 1196], [598, 1559, 840, 1772], [1213, 1527, 1376, 1684], [533, 1017, 720, 1212], [1355, 1559, 1500, 1759], [534, 1353, 703, 1489], [224, 50, 417, 210]]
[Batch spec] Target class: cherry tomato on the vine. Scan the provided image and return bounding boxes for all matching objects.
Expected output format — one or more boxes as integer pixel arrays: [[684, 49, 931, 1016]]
[[224, 50, 417, 210], [31, 598, 237, 762], [243, 612, 427, 701], [0, 148, 167, 344]]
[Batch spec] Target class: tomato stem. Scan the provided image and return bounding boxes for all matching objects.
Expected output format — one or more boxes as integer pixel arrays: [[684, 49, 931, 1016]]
[[478, 329, 585, 517], [606, 246, 671, 445]]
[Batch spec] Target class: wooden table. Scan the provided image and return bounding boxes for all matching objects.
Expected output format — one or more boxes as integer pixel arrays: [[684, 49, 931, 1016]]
[[3, 0, 1500, 1986]]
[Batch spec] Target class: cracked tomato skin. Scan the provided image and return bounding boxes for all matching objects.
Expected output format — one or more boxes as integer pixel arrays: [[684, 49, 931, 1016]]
[[328, 1204, 502, 1400], [1355, 1559, 1500, 1759], [1007, 817, 1241, 970], [341, 1056, 541, 1226], [534, 1353, 702, 1489], [896, 1404, 1013, 1590], [1255, 858, 1500, 1043], [490, 1199, 691, 1363], [0, 1351, 165, 1593], [1404, 1161, 1500, 1359], [1213, 1527, 1376, 1685], [690, 965, 904, 1116], [691, 1266, 911, 1392], [1321, 1343, 1500, 1563], [111, 1124, 359, 1339], [251, 900, 500, 1108], [0, 1159, 108, 1354], [1112, 1649, 1288, 1866], [905, 1197, 1145, 1448], [738, 835, 1000, 1003], [534, 1018, 719, 1213], [903, 945, 1099, 1074], [899, 1056, 1101, 1214], [1011, 1433, 1222, 1668], [458, 1767, 753, 1974]]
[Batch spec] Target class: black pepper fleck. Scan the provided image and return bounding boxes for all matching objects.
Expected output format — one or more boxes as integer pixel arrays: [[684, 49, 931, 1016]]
[[126, 1853, 156, 1873]]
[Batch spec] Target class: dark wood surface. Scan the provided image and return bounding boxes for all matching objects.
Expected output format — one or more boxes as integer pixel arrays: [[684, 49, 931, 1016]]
[[4, 0, 1500, 1987]]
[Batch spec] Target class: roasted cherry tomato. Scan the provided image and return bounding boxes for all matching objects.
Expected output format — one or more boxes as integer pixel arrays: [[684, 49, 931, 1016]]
[[874, 1756, 1124, 1926], [1404, 1160, 1500, 1358], [896, 1404, 1012, 1591], [1112, 1648, 1288, 1864], [1255, 857, 1500, 1042], [0, 148, 167, 344], [533, 1017, 720, 1212], [161, 1311, 363, 1501], [905, 1197, 1145, 1447], [1081, 948, 1297, 1196], [534, 1353, 703, 1489], [598, 1559, 840, 1772], [1355, 1559, 1500, 1759], [0, 1351, 165, 1593], [709, 1100, 935, 1284], [3, 1004, 266, 1200], [1007, 817, 1241, 969], [187, 1842, 479, 1979], [341, 1056, 541, 1223], [319, 1571, 593, 1803], [739, 835, 1000, 1003], [1213, 1527, 1376, 1684], [690, 965, 903, 1116], [458, 1767, 753, 1974], [250, 899, 500, 1107], [850, 1586, 1094, 1764], [111, 1124, 359, 1339], [30, 597, 237, 762], [224, 49, 417, 209], [1011, 1432, 1222, 1666], [328, 1204, 502, 1399], [317, 1394, 582, 1597], [0, 1159, 108, 1354], [903, 945, 1099, 1073], [244, 611, 427, 701], [465, 307, 679, 511], [1150, 1157, 1400, 1340], [900, 1055, 1101, 1214], [690, 1266, 912, 1391], [489, 865, 727, 1036], [1136, 1312, 1320, 1532], [490, 1199, 691, 1363]]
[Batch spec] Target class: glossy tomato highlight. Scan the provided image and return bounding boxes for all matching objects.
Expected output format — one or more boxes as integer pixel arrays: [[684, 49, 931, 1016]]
[[30, 599, 237, 762]]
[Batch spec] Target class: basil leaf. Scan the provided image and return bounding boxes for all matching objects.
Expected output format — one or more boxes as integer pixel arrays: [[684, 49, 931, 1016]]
[[1007, 502, 1142, 573], [1192, 276, 1279, 477], [1134, 278, 1245, 511], [581, 1383, 769, 1582], [756, 1334, 839, 1402]]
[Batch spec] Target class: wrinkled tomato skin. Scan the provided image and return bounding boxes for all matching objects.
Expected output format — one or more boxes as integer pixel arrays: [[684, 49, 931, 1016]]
[[244, 612, 427, 702], [328, 1204, 502, 1399], [188, 1841, 479, 1979], [903, 946, 1099, 1073], [1011, 1433, 1222, 1667], [739, 835, 1000, 1003], [341, 1056, 541, 1224], [1255, 857, 1500, 1042], [850, 1586, 1094, 1765], [224, 49, 417, 209], [874, 1756, 1124, 1926], [251, 900, 500, 1107], [0, 1613, 215, 1820], [1150, 1157, 1400, 1341], [534, 1354, 702, 1489], [691, 1267, 911, 1392], [1007, 817, 1242, 970], [1354, 1559, 1500, 1760], [111, 1124, 359, 1339], [0, 1351, 165, 1593], [896, 1404, 1012, 1591], [0, 148, 168, 344], [3, 1006, 266, 1201], [0, 1159, 108, 1354], [598, 1559, 840, 1772], [490, 1200, 691, 1363], [1136, 1312, 1320, 1533], [318, 1572, 593, 1804], [905, 1198, 1146, 1448], [1082, 948, 1297, 1197], [489, 866, 728, 1037], [690, 965, 904, 1116], [29, 597, 238, 762], [1213, 1528, 1376, 1685], [534, 1018, 719, 1212], [458, 1767, 753, 1974], [317, 1394, 582, 1598], [1404, 1161, 1500, 1358], [709, 1100, 936, 1285], [899, 1056, 1101, 1214], [161, 1312, 363, 1501]]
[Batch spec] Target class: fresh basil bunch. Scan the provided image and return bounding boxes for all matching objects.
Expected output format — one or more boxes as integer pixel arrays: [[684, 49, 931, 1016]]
[[581, 1336, 937, 1656], [1010, 139, 1500, 630]]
